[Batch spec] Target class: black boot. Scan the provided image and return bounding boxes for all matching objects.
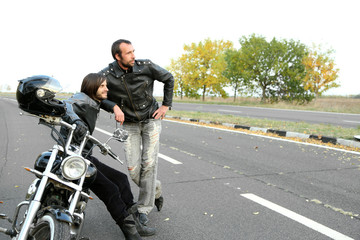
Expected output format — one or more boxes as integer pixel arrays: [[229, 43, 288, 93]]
[[134, 212, 156, 236], [118, 215, 142, 240], [139, 213, 149, 225], [155, 196, 164, 211], [128, 205, 156, 236]]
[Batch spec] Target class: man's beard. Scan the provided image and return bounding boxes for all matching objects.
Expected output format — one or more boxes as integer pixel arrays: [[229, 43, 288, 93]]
[[96, 92, 107, 101], [124, 63, 132, 68], [120, 58, 134, 68]]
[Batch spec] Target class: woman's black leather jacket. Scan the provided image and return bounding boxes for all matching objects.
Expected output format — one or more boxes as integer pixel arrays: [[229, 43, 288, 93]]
[[60, 92, 101, 154], [62, 92, 100, 134], [99, 59, 174, 122]]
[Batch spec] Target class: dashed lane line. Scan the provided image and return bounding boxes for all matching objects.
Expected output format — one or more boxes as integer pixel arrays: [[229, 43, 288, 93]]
[[158, 153, 183, 164], [95, 127, 183, 165]]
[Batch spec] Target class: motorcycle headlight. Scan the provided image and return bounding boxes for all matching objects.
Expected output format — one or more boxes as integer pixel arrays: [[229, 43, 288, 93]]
[[61, 156, 87, 180]]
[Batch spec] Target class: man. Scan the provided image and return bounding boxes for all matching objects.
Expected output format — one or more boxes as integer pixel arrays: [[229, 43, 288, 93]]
[[61, 73, 155, 240], [100, 39, 174, 225]]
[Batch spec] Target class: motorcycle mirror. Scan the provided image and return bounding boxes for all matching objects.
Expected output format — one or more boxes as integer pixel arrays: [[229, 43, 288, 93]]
[[113, 128, 128, 142]]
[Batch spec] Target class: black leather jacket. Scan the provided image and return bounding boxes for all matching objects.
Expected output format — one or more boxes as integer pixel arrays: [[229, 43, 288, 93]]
[[61, 92, 100, 153], [62, 92, 100, 134], [100, 59, 174, 122]]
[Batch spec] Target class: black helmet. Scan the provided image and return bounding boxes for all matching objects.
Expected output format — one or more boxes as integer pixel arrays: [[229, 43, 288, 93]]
[[16, 75, 66, 116]]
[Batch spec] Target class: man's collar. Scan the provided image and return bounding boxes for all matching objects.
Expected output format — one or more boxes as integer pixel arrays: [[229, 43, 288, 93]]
[[112, 61, 134, 76]]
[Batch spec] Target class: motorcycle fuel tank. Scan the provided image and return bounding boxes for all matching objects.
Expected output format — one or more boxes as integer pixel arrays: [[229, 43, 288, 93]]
[[34, 151, 61, 172]]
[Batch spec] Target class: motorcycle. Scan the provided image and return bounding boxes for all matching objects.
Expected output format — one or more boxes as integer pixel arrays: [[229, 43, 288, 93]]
[[0, 113, 128, 240]]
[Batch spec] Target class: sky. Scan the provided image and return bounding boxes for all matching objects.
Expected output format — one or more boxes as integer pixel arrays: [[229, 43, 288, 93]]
[[0, 0, 359, 96]]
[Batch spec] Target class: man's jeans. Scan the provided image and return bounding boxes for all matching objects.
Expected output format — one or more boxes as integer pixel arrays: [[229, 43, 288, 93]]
[[123, 119, 162, 214]]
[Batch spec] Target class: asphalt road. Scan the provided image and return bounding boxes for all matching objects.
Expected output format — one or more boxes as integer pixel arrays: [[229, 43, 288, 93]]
[[172, 102, 360, 128], [1, 97, 360, 239]]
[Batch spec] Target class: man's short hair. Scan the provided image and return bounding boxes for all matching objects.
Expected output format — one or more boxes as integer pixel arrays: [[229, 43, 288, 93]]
[[111, 39, 132, 60]]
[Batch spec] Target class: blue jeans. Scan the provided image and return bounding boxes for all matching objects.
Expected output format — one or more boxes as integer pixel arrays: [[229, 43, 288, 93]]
[[123, 119, 162, 214]]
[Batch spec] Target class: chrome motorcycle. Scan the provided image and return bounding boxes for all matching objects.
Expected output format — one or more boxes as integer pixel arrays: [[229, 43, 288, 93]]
[[0, 114, 127, 240]]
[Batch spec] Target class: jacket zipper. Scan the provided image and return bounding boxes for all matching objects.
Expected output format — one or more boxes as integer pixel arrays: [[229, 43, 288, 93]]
[[122, 76, 141, 121]]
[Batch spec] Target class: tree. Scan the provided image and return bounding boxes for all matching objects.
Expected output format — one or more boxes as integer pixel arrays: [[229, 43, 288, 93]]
[[238, 34, 313, 102], [167, 58, 185, 99], [181, 38, 233, 101], [168, 55, 201, 99], [0, 84, 12, 92], [274, 39, 315, 103], [239, 34, 278, 102], [223, 49, 250, 101], [302, 44, 340, 97]]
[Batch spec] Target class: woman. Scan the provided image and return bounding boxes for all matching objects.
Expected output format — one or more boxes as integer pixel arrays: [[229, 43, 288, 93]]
[[61, 73, 155, 240]]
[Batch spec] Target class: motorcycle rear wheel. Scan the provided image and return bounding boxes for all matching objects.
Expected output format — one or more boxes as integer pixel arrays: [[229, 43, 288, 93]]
[[29, 213, 72, 240]]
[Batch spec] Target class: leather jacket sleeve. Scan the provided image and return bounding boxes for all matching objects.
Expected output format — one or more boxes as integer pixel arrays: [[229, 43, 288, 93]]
[[100, 99, 116, 113], [62, 101, 82, 124], [60, 100, 82, 144], [61, 93, 100, 134], [149, 62, 174, 107]]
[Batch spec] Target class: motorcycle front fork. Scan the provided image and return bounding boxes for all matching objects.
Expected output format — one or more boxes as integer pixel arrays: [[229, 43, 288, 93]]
[[17, 200, 41, 240]]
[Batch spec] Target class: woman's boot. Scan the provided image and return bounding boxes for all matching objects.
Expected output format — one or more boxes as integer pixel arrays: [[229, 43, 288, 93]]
[[132, 211, 156, 236], [117, 215, 142, 240], [128, 204, 156, 236]]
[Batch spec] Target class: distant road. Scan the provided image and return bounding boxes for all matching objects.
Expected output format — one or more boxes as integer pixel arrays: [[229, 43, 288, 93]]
[[2, 95, 358, 128], [172, 102, 360, 128]]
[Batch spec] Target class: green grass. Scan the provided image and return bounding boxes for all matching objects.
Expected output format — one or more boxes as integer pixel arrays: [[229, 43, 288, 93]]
[[167, 110, 359, 140]]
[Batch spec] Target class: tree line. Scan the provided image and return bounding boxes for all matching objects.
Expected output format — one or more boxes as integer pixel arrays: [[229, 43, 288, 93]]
[[167, 34, 339, 103]]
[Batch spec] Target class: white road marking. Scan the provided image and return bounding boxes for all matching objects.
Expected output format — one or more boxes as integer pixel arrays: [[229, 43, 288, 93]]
[[219, 109, 242, 113], [4, 98, 17, 102], [95, 127, 183, 165], [95, 127, 113, 136], [158, 153, 183, 164], [241, 193, 354, 240], [343, 120, 360, 124]]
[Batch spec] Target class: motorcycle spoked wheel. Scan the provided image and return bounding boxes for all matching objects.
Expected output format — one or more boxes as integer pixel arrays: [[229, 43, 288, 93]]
[[28, 213, 72, 240]]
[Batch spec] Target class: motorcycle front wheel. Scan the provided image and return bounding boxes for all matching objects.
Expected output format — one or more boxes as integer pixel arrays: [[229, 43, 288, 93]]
[[29, 213, 72, 240]]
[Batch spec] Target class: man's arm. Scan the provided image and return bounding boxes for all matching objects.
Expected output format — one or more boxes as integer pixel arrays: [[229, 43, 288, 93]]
[[150, 62, 174, 107], [113, 104, 125, 124], [100, 99, 125, 124]]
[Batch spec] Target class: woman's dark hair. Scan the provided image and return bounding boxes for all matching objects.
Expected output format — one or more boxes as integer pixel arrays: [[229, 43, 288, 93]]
[[111, 39, 132, 60], [81, 73, 106, 100]]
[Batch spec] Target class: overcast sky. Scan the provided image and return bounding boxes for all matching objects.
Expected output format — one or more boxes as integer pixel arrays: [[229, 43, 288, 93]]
[[0, 0, 358, 96]]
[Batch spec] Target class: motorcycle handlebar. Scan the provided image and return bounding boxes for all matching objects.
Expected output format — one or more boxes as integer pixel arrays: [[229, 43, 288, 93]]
[[108, 148, 124, 164], [22, 114, 124, 164], [59, 120, 73, 129], [80, 127, 124, 165], [59, 119, 123, 164]]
